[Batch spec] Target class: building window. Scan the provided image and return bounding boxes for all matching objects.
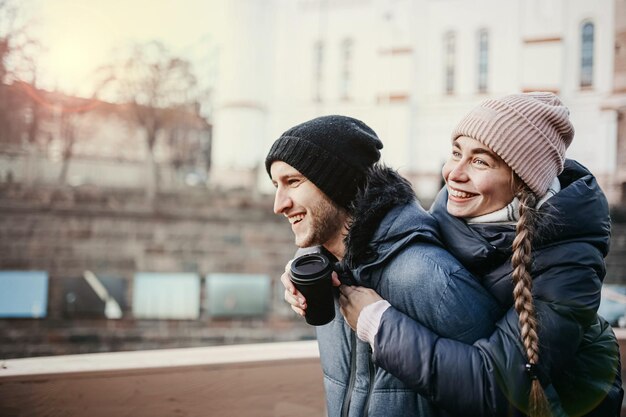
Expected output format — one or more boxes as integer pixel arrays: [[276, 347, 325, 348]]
[[205, 273, 270, 318], [340, 38, 353, 100], [313, 40, 324, 102], [580, 21, 594, 88], [444, 31, 456, 95], [63, 272, 125, 319], [477, 29, 489, 93], [0, 271, 48, 318], [132, 272, 201, 319]]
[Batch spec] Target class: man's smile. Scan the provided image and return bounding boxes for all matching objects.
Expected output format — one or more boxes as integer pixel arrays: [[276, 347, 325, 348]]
[[287, 213, 305, 224]]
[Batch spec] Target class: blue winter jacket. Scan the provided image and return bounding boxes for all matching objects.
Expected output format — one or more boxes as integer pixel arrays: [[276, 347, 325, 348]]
[[315, 166, 504, 417], [372, 160, 623, 416]]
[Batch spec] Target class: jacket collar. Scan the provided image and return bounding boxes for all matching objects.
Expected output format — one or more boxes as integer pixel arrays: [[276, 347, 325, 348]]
[[342, 165, 421, 268]]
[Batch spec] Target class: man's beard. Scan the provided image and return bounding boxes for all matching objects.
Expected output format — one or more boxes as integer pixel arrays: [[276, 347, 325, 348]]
[[296, 195, 346, 248]]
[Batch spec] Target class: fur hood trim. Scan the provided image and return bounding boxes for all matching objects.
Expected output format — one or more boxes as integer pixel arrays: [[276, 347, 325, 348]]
[[343, 164, 417, 267]]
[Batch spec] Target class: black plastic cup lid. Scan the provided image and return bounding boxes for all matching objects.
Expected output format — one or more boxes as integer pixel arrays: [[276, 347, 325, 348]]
[[290, 253, 332, 281]]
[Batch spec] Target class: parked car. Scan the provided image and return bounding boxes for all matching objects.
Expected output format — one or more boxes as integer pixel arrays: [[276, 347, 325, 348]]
[[599, 285, 626, 328]]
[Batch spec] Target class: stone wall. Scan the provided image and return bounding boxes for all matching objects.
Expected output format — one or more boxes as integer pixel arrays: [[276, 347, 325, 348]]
[[1, 183, 625, 359], [0, 184, 316, 358]]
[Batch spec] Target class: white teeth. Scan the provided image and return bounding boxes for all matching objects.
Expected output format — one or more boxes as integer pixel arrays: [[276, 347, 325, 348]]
[[288, 214, 304, 224], [449, 188, 474, 198]]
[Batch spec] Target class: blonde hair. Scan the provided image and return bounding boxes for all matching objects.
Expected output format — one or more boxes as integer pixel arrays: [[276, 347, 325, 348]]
[[511, 182, 552, 417]]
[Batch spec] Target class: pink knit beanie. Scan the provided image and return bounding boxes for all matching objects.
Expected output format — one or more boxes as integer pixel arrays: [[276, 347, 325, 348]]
[[451, 92, 574, 196]]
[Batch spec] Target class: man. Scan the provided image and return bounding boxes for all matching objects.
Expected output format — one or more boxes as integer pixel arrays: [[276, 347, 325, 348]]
[[266, 115, 503, 417]]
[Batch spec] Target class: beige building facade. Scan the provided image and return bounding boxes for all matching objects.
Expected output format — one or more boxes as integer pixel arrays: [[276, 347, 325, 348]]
[[211, 0, 624, 204]]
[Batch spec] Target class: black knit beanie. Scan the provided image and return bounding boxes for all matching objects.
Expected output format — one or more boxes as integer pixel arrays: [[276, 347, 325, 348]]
[[265, 115, 383, 209]]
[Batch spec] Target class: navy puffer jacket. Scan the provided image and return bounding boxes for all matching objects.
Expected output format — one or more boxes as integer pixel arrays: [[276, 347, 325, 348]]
[[373, 160, 623, 416], [315, 165, 504, 417]]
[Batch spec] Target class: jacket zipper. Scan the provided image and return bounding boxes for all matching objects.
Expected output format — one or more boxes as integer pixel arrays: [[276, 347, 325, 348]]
[[341, 331, 358, 417], [363, 347, 375, 417], [341, 332, 376, 417]]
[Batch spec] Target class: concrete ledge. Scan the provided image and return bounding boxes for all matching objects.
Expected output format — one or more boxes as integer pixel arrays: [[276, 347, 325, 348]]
[[0, 340, 320, 379], [2, 333, 625, 417], [0, 341, 326, 417]]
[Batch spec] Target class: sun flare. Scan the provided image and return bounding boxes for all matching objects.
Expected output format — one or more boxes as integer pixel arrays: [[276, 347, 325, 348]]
[[36, 2, 114, 94]]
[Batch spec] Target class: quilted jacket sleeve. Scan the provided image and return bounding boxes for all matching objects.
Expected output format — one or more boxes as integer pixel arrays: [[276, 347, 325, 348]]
[[372, 253, 615, 416]]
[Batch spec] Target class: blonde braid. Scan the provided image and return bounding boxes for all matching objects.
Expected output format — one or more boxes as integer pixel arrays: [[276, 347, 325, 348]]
[[510, 187, 551, 417]]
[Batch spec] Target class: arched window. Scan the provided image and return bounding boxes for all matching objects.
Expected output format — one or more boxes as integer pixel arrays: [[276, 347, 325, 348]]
[[340, 38, 353, 100], [477, 29, 489, 93], [580, 21, 594, 88], [444, 31, 456, 94]]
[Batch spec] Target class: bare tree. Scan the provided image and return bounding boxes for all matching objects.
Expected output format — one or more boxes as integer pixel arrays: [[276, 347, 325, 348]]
[[0, 0, 40, 146], [0, 0, 44, 186], [56, 107, 83, 185], [46, 91, 99, 186], [165, 106, 211, 187], [95, 41, 203, 200], [0, 0, 22, 83]]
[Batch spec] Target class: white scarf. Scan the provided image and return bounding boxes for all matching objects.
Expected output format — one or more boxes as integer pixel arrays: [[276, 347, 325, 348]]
[[465, 178, 561, 225]]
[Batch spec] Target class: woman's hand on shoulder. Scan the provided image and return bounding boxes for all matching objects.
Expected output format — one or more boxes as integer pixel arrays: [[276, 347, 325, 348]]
[[338, 285, 383, 331]]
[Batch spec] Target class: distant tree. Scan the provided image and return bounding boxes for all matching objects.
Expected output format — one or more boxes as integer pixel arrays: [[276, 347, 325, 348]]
[[95, 41, 205, 200], [0, 0, 29, 83], [55, 109, 76, 184], [0, 0, 40, 146], [164, 106, 211, 187], [0, 0, 45, 186], [56, 102, 95, 185]]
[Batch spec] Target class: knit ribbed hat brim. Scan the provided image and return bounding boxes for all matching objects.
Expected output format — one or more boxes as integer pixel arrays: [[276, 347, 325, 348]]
[[452, 92, 574, 196]]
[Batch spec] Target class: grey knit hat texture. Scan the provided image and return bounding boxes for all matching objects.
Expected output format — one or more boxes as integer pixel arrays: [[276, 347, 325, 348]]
[[265, 115, 383, 209], [452, 92, 574, 196]]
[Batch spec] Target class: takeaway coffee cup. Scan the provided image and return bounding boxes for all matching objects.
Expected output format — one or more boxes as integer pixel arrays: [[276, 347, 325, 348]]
[[290, 252, 335, 326]]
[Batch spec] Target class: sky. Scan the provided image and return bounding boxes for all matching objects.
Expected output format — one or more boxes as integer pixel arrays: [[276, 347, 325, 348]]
[[22, 0, 225, 96]]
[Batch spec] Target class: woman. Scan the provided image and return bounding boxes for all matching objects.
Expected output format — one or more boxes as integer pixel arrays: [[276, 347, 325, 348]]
[[285, 93, 623, 416]]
